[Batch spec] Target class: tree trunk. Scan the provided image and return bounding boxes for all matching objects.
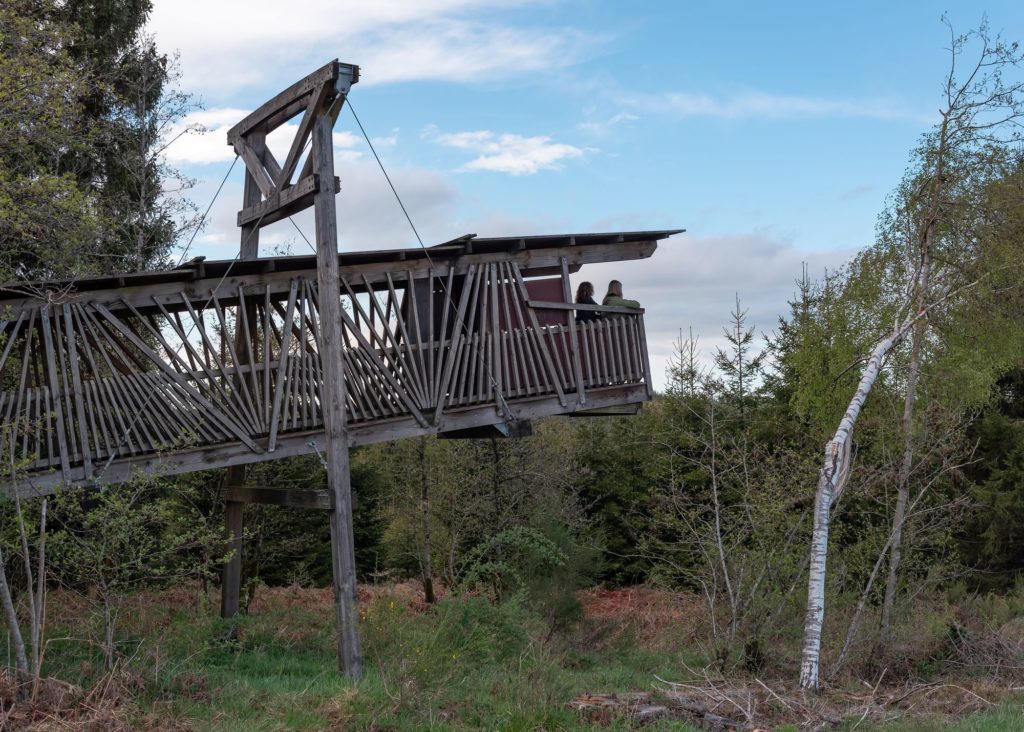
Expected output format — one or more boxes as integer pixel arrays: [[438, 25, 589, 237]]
[[879, 318, 924, 639], [800, 328, 903, 690], [0, 545, 29, 683], [418, 438, 436, 605], [32, 498, 47, 679], [880, 157, 939, 640]]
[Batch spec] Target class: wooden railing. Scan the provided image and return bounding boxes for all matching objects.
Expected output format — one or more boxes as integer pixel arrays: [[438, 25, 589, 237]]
[[0, 261, 652, 493]]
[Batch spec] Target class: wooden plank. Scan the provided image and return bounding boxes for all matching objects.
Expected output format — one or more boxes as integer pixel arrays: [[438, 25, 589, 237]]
[[48, 239, 657, 315], [636, 313, 653, 398], [336, 306, 428, 426], [5, 383, 651, 497], [221, 466, 244, 619], [503, 262, 541, 396], [147, 298, 258, 437], [75, 307, 138, 456], [233, 138, 275, 197], [525, 300, 644, 315], [212, 297, 262, 433], [222, 486, 331, 510], [451, 266, 483, 407], [431, 268, 455, 407], [63, 304, 93, 477], [379, 273, 428, 409], [496, 269, 517, 396], [51, 307, 81, 462], [92, 302, 259, 452], [489, 264, 502, 408], [510, 267, 567, 406], [310, 101, 363, 679], [276, 80, 332, 189], [560, 257, 586, 406], [226, 60, 342, 143], [240, 130, 266, 259], [0, 311, 25, 376], [405, 272, 430, 408], [236, 174, 320, 227], [267, 278, 299, 451], [432, 264, 476, 423], [38, 307, 72, 481]]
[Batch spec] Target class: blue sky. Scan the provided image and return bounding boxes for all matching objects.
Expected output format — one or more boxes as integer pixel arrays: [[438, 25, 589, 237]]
[[150, 0, 1024, 388]]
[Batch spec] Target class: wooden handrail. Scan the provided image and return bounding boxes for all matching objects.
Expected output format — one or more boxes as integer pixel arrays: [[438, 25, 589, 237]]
[[525, 300, 645, 315]]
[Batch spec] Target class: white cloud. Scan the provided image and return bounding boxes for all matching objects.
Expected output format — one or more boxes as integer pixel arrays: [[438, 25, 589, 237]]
[[165, 108, 362, 166], [622, 90, 914, 121], [578, 110, 638, 137], [425, 127, 590, 175], [576, 231, 856, 391], [148, 1, 598, 94]]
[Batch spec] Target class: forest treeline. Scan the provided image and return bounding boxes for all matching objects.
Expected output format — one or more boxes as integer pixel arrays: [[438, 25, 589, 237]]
[[2, 0, 1024, 699]]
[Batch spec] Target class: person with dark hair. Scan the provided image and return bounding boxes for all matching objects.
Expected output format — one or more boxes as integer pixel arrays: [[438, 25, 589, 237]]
[[575, 281, 600, 322], [602, 280, 641, 309]]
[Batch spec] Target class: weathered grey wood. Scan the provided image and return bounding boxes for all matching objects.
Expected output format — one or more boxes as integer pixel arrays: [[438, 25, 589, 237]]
[[496, 270, 518, 396], [310, 90, 362, 679], [51, 308, 80, 462], [1, 240, 657, 316], [221, 467, 244, 619], [234, 138, 276, 197], [236, 174, 320, 228], [525, 300, 644, 315], [636, 312, 653, 397], [8, 382, 649, 497], [504, 262, 542, 396], [510, 267, 567, 406], [39, 307, 72, 481], [222, 485, 332, 510], [404, 272, 430, 408], [64, 305, 96, 470], [75, 307, 137, 455], [226, 60, 344, 142], [381, 273, 428, 409], [337, 304, 428, 426], [267, 279, 299, 451], [92, 302, 259, 452], [276, 80, 332, 189], [559, 258, 586, 405], [451, 267, 483, 407], [488, 265, 502, 408], [0, 311, 25, 377], [141, 298, 255, 438]]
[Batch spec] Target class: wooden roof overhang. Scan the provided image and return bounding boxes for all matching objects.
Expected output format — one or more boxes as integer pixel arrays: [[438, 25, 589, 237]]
[[0, 229, 680, 310]]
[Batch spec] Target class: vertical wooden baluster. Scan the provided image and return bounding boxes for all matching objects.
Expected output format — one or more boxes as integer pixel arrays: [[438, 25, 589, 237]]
[[39, 307, 72, 481]]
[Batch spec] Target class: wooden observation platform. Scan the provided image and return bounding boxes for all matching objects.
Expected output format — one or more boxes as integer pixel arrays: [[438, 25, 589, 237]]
[[0, 58, 679, 677], [0, 230, 674, 494]]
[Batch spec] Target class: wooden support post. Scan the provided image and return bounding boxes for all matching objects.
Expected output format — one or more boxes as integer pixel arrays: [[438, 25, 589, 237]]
[[560, 257, 586, 406], [221, 130, 265, 619], [311, 86, 363, 678], [221, 465, 245, 618]]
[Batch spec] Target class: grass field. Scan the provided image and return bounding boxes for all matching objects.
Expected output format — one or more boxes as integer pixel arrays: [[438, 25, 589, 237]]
[[5, 583, 1020, 730]]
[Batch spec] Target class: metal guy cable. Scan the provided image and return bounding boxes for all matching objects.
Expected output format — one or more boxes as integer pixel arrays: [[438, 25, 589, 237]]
[[346, 100, 515, 421]]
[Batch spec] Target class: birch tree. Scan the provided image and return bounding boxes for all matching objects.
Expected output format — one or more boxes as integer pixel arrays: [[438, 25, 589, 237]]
[[799, 19, 1024, 690]]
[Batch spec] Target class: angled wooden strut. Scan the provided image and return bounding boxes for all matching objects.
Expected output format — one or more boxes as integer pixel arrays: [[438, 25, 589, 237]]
[[228, 60, 358, 230]]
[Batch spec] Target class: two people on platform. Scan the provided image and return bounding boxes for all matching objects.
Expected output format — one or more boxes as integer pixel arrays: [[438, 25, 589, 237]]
[[573, 280, 640, 323]]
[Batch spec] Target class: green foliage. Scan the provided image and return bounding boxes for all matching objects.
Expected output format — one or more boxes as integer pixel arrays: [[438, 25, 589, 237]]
[[0, 0, 196, 281], [458, 525, 568, 600], [228, 455, 386, 588]]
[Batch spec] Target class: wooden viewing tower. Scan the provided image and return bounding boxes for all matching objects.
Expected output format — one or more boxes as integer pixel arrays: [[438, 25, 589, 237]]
[[0, 61, 680, 677]]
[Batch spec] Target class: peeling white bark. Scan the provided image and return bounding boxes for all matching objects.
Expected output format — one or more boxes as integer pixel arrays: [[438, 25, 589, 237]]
[[799, 326, 905, 690]]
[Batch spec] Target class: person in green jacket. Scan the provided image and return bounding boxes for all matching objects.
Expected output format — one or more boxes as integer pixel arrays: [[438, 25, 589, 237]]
[[601, 280, 641, 310]]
